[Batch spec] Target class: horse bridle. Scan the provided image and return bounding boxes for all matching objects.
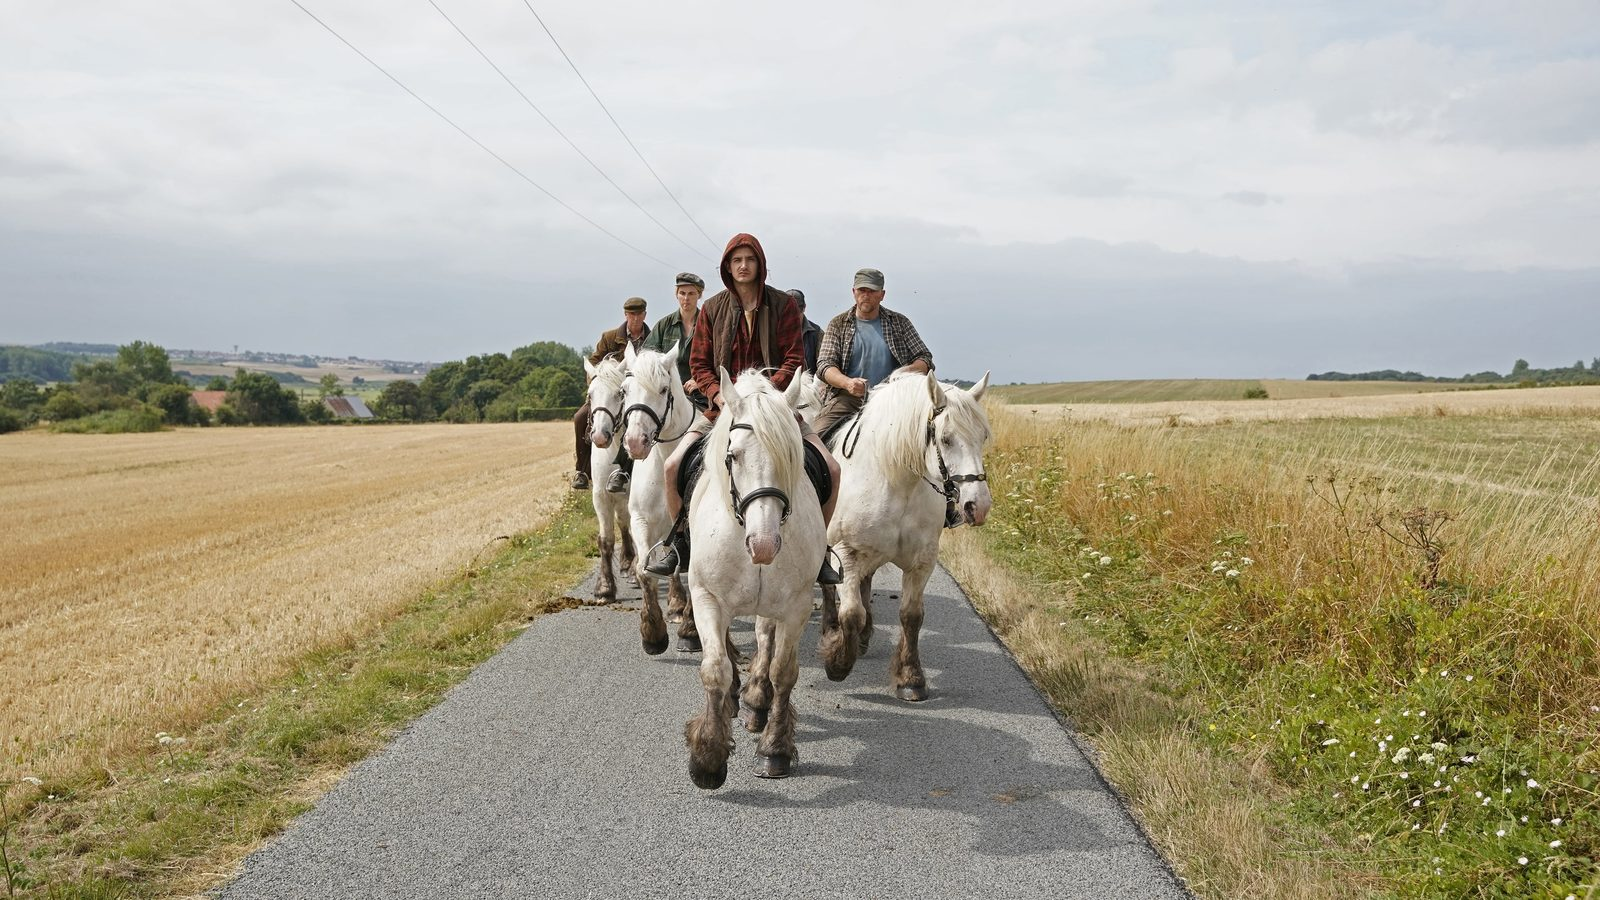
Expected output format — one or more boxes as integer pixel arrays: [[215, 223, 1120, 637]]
[[725, 422, 792, 527], [586, 403, 618, 442], [620, 377, 692, 450], [920, 404, 987, 528]]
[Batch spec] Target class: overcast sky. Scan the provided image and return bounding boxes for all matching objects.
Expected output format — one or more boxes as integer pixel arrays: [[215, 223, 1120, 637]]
[[4, 0, 1598, 382]]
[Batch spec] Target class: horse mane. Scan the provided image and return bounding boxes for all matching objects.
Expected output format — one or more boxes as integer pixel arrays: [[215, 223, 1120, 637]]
[[625, 347, 674, 396], [590, 357, 627, 395], [938, 380, 992, 448], [700, 370, 804, 509], [849, 372, 991, 478], [850, 372, 938, 476]]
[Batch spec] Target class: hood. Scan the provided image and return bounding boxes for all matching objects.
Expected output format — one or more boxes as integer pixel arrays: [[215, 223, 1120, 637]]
[[719, 232, 768, 294]]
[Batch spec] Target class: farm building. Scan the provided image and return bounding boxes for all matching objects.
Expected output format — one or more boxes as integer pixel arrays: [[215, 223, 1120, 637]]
[[323, 396, 374, 419]]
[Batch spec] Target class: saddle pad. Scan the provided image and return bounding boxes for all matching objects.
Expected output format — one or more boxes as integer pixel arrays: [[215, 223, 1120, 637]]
[[677, 434, 832, 507]]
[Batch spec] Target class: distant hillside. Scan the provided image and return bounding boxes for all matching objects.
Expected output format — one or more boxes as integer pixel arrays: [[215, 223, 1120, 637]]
[[0, 345, 91, 382], [990, 379, 1472, 404]]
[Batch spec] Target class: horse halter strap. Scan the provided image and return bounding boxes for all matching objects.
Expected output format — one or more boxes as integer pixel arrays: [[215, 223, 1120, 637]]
[[923, 403, 987, 528], [587, 404, 618, 440], [725, 422, 792, 527], [621, 380, 690, 446]]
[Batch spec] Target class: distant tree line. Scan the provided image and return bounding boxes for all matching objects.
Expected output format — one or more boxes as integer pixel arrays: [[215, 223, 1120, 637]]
[[1308, 357, 1600, 386], [1, 339, 588, 433], [376, 341, 584, 423]]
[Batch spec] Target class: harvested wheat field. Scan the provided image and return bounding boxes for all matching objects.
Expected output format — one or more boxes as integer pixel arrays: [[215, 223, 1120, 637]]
[[1010, 384, 1600, 426], [0, 424, 569, 781]]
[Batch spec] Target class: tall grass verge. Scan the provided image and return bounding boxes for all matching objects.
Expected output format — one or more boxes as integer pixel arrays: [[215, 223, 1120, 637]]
[[962, 405, 1599, 897], [0, 495, 596, 898]]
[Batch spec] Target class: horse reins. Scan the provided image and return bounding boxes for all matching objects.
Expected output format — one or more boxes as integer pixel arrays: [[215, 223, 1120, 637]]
[[725, 422, 792, 527]]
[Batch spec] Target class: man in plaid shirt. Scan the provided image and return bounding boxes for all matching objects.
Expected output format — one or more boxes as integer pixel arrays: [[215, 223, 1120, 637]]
[[811, 267, 934, 440]]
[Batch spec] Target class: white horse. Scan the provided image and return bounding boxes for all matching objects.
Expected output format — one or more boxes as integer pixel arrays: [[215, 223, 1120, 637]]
[[683, 369, 826, 788], [619, 342, 704, 654], [817, 370, 992, 700], [581, 356, 636, 603]]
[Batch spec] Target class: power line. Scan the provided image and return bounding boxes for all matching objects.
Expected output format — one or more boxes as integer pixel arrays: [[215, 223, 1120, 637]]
[[426, 0, 714, 264], [521, 2, 721, 252], [287, 0, 676, 270]]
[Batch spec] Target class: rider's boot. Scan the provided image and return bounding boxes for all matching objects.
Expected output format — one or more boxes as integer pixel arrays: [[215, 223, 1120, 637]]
[[644, 529, 689, 576], [817, 546, 843, 585]]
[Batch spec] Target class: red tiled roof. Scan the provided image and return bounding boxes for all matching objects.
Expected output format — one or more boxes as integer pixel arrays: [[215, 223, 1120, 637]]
[[191, 390, 228, 413]]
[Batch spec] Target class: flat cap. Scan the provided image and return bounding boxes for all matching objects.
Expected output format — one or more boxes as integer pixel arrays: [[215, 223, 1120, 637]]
[[623, 296, 647, 312], [786, 288, 806, 303], [674, 272, 705, 289], [853, 268, 885, 290]]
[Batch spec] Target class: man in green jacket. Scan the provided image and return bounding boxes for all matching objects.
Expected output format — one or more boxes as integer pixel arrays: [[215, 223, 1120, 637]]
[[645, 272, 706, 407]]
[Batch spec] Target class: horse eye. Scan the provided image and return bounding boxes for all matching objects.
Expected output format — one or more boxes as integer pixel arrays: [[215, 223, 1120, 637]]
[[661, 387, 669, 395]]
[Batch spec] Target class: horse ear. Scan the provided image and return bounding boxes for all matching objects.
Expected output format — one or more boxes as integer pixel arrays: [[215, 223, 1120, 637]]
[[583, 358, 597, 380], [718, 367, 741, 413], [623, 341, 638, 369], [783, 372, 803, 409], [969, 370, 990, 400], [666, 340, 679, 359], [926, 369, 947, 406]]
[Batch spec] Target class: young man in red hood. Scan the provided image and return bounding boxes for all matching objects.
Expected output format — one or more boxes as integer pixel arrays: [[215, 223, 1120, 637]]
[[645, 233, 842, 584]]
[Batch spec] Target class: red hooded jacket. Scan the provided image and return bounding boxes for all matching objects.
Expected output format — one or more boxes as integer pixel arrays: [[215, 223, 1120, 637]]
[[689, 233, 805, 417]]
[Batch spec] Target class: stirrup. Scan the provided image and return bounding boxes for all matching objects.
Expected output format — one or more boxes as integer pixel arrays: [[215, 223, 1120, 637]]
[[817, 546, 843, 585]]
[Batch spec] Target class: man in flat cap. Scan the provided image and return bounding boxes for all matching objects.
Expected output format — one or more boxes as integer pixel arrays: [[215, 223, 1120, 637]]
[[787, 288, 823, 374], [645, 272, 706, 407], [811, 267, 934, 441], [571, 296, 651, 491]]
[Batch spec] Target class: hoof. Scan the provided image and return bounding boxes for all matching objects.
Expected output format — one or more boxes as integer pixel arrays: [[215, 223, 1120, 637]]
[[740, 702, 769, 734], [677, 634, 702, 653], [895, 684, 929, 702], [753, 753, 791, 779], [642, 634, 669, 656], [690, 761, 728, 790]]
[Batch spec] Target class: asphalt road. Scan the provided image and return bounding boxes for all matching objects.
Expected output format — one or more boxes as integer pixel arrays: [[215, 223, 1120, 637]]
[[217, 559, 1189, 899]]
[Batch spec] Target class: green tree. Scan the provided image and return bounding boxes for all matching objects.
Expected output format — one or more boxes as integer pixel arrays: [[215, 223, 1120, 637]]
[[318, 372, 344, 398], [205, 376, 231, 391], [147, 383, 204, 425], [465, 379, 507, 415], [43, 389, 88, 421], [375, 380, 423, 421], [116, 341, 178, 388], [1511, 359, 1530, 376], [1, 379, 44, 417], [227, 369, 303, 424], [511, 341, 582, 370]]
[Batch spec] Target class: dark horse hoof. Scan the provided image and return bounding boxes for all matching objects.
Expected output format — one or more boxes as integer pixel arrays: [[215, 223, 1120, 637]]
[[690, 761, 728, 790], [753, 753, 791, 779], [677, 634, 702, 653], [740, 702, 768, 734], [895, 684, 929, 702], [641, 634, 669, 656]]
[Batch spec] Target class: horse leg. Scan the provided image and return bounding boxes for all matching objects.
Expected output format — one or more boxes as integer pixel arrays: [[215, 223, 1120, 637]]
[[676, 593, 702, 653], [818, 548, 866, 681], [638, 572, 668, 655], [619, 522, 638, 584], [666, 572, 688, 623], [684, 597, 734, 790], [593, 528, 616, 603], [754, 621, 801, 779], [740, 617, 775, 734], [890, 562, 934, 702], [818, 581, 839, 631], [858, 571, 874, 654]]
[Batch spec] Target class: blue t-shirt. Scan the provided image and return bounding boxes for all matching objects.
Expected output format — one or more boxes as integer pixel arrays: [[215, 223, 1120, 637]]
[[847, 317, 896, 387]]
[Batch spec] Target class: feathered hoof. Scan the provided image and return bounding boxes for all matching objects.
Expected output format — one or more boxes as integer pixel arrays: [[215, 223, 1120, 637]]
[[753, 753, 792, 779], [740, 702, 768, 734], [677, 634, 702, 653], [895, 683, 929, 703], [689, 760, 728, 790], [641, 634, 669, 656]]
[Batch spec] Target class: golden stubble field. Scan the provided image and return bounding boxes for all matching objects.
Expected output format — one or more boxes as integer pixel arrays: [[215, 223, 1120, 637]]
[[0, 424, 570, 780], [1010, 384, 1600, 426]]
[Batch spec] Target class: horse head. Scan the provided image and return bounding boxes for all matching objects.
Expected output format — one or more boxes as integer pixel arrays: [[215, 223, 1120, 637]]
[[935, 370, 993, 526], [621, 342, 684, 460], [584, 357, 627, 449], [716, 368, 805, 566]]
